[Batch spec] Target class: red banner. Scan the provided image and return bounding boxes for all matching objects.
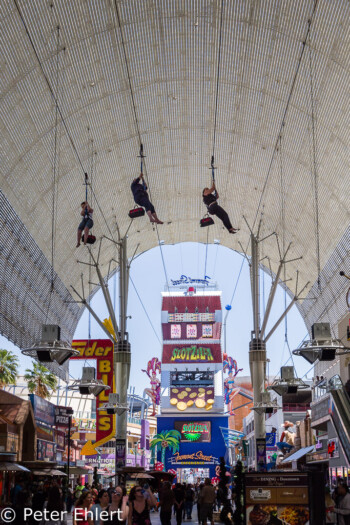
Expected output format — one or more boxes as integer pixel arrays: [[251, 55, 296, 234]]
[[71, 340, 114, 443], [162, 343, 222, 364]]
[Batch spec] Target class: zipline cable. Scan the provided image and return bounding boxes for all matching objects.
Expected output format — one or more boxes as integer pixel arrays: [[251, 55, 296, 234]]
[[130, 275, 162, 345], [251, 0, 319, 231], [113, 0, 170, 287], [46, 25, 61, 322], [308, 22, 321, 291], [14, 0, 116, 242]]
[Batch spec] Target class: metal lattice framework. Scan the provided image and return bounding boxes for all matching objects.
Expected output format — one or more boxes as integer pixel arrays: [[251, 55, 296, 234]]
[[1, 0, 350, 357]]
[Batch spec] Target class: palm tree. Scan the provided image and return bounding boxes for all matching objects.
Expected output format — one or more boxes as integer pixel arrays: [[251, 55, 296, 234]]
[[24, 362, 58, 399], [150, 430, 181, 470], [0, 349, 19, 388]]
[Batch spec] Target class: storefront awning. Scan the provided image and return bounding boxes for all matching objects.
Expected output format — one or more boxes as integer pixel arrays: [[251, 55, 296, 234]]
[[32, 469, 67, 476], [281, 446, 315, 464], [0, 462, 30, 472], [66, 466, 93, 475], [219, 427, 245, 447]]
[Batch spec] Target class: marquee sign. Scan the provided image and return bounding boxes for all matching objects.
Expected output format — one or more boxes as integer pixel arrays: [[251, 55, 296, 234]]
[[168, 312, 215, 322], [71, 340, 114, 445], [170, 275, 211, 287], [162, 344, 222, 363], [170, 451, 219, 465], [174, 421, 211, 442]]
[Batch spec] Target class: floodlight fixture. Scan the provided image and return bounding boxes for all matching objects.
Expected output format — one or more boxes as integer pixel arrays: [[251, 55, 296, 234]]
[[267, 367, 309, 396], [293, 323, 350, 363], [69, 367, 110, 397], [22, 325, 80, 365], [97, 393, 129, 415], [251, 392, 281, 415]]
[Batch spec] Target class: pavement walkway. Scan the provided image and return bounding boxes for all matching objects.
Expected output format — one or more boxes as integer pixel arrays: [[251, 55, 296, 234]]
[[67, 508, 201, 525]]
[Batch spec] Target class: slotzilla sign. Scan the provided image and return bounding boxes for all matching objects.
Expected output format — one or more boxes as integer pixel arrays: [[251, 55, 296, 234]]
[[175, 421, 211, 442], [170, 275, 211, 286], [162, 344, 222, 363]]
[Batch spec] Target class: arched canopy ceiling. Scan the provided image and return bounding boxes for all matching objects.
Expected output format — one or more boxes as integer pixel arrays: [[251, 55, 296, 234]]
[[1, 0, 350, 357]]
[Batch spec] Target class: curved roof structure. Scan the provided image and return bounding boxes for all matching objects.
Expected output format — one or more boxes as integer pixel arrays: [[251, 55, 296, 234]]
[[1, 0, 350, 366]]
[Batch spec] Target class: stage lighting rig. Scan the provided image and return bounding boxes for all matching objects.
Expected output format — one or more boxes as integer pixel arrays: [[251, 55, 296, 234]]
[[97, 393, 129, 415], [292, 323, 350, 364], [69, 367, 110, 397], [22, 325, 80, 365], [267, 366, 309, 396], [251, 392, 281, 415]]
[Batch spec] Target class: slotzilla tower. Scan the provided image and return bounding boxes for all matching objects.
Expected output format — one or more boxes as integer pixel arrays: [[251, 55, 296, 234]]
[[156, 280, 228, 482]]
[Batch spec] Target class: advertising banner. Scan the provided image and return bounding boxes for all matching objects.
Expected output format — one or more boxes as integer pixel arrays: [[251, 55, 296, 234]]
[[116, 439, 126, 468], [163, 323, 221, 341], [256, 438, 267, 472], [37, 439, 56, 461], [245, 473, 310, 525], [29, 394, 55, 426], [55, 430, 65, 451], [162, 344, 222, 364], [71, 340, 114, 444], [174, 421, 211, 442]]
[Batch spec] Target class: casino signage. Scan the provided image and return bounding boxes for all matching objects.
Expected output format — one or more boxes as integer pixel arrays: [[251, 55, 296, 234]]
[[170, 450, 218, 465], [162, 344, 222, 364], [175, 421, 211, 442]]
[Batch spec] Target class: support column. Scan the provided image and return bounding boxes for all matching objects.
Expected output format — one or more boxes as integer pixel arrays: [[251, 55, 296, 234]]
[[115, 235, 131, 476], [249, 234, 266, 468]]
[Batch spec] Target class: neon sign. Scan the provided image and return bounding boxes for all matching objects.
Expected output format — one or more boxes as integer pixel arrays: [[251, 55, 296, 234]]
[[170, 346, 214, 361], [175, 421, 211, 442], [170, 451, 218, 464], [170, 275, 211, 286]]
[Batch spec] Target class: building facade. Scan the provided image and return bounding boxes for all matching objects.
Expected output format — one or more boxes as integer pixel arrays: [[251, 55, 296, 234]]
[[156, 287, 228, 481]]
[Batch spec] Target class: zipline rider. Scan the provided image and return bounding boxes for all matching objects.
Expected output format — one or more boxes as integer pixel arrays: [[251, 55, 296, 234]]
[[76, 201, 94, 247], [202, 183, 238, 234], [131, 172, 163, 224]]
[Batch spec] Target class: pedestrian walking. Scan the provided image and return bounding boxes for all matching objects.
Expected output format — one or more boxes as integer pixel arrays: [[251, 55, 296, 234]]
[[128, 485, 157, 525], [159, 482, 175, 525], [173, 483, 185, 525], [199, 479, 215, 525]]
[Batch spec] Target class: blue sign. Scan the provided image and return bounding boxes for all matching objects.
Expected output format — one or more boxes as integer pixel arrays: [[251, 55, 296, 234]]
[[29, 394, 55, 426], [266, 433, 276, 447], [171, 275, 211, 286]]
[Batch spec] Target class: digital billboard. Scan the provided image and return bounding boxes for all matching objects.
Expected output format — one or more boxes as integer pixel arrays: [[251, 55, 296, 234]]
[[174, 421, 211, 442]]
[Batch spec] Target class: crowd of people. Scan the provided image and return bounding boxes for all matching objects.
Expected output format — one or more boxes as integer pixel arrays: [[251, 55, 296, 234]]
[[6, 477, 231, 525], [325, 477, 350, 525]]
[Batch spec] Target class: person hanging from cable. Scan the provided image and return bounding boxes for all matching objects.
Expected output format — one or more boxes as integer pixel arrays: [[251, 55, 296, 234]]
[[130, 144, 163, 224], [76, 201, 94, 247], [76, 174, 94, 247], [202, 156, 239, 234]]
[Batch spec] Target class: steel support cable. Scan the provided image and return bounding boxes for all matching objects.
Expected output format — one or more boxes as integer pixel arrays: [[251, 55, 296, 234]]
[[46, 26, 61, 322], [13, 1, 116, 243], [113, 0, 170, 288], [279, 134, 297, 375], [251, 0, 319, 232], [308, 25, 321, 291], [203, 0, 225, 281], [129, 275, 161, 345]]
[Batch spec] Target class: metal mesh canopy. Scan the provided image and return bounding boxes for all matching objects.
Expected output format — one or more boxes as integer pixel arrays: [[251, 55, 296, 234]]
[[1, 0, 350, 351]]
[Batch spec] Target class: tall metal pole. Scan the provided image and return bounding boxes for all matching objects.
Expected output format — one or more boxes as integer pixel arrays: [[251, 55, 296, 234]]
[[249, 234, 267, 469], [115, 235, 131, 477]]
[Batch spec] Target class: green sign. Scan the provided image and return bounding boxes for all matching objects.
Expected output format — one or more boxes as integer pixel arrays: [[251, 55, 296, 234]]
[[171, 346, 214, 361], [175, 421, 211, 442]]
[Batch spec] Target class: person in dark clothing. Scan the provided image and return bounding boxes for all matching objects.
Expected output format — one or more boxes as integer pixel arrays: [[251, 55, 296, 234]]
[[159, 482, 175, 525], [202, 183, 238, 234], [184, 484, 194, 520], [32, 483, 46, 514], [76, 201, 94, 247], [173, 483, 185, 525], [131, 174, 163, 224]]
